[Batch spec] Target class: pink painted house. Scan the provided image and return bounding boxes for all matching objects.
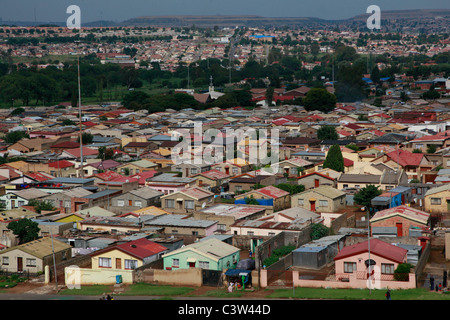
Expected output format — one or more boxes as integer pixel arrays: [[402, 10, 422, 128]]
[[333, 238, 408, 282]]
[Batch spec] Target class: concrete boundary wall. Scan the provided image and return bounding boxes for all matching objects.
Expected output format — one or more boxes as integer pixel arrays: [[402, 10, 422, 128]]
[[64, 266, 134, 286]]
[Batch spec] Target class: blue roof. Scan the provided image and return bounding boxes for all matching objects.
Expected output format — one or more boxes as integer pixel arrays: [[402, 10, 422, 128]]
[[249, 35, 274, 38], [224, 269, 252, 276]]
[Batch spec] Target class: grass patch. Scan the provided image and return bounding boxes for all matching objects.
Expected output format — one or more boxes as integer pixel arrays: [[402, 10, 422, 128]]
[[58, 285, 112, 296], [0, 282, 17, 289], [268, 287, 450, 300], [121, 283, 196, 296]]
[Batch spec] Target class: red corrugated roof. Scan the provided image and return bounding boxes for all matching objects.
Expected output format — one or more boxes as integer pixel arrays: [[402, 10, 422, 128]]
[[116, 238, 168, 259], [334, 238, 407, 263], [48, 160, 75, 169], [386, 149, 423, 167], [91, 238, 168, 260], [255, 186, 290, 199]]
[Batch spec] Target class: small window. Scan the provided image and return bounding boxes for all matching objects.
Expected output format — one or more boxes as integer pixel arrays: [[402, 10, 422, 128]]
[[99, 257, 112, 268], [297, 199, 304, 206], [198, 261, 209, 269], [124, 259, 138, 270], [431, 198, 441, 205], [185, 200, 194, 209], [319, 200, 328, 207], [26, 258, 36, 267], [344, 262, 356, 273], [381, 263, 395, 275], [165, 199, 175, 208], [2, 257, 9, 265], [172, 258, 179, 267], [117, 200, 125, 207]]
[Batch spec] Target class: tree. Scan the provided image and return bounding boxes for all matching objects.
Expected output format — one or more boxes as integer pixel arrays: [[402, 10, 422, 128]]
[[265, 86, 274, 106], [323, 144, 344, 172], [303, 88, 337, 113], [7, 218, 40, 244], [370, 65, 381, 84], [4, 131, 29, 144], [317, 125, 339, 140], [28, 199, 56, 214], [11, 107, 25, 116], [311, 223, 329, 240], [275, 183, 305, 195], [427, 144, 437, 154], [394, 263, 413, 281], [422, 88, 440, 100], [78, 132, 93, 144], [98, 147, 115, 160], [62, 119, 76, 126], [245, 195, 259, 205], [353, 185, 382, 215]]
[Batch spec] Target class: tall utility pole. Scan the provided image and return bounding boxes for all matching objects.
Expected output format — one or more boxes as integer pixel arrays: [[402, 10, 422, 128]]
[[77, 56, 84, 178]]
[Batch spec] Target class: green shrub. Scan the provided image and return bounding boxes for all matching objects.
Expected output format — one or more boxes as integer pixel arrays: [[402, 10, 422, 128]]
[[394, 263, 413, 281], [263, 245, 296, 267]]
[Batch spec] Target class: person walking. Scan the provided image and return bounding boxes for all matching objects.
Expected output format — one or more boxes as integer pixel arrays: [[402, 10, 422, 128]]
[[385, 289, 391, 300]]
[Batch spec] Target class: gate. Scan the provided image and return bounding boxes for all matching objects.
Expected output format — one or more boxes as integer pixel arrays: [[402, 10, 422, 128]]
[[202, 269, 223, 287]]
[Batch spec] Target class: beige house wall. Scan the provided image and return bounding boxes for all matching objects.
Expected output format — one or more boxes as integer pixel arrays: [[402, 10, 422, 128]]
[[424, 191, 450, 214], [65, 266, 134, 285], [291, 192, 345, 213]]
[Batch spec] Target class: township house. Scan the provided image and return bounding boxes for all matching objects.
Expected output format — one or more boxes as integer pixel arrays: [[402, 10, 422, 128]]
[[172, 163, 212, 178], [291, 185, 346, 213], [0, 237, 72, 273], [271, 157, 314, 177], [212, 158, 251, 176], [109, 187, 164, 214], [296, 171, 336, 189], [234, 185, 291, 212], [424, 184, 450, 213], [228, 174, 282, 194], [333, 238, 408, 282], [162, 238, 240, 271], [145, 173, 197, 194], [370, 205, 431, 238], [337, 169, 408, 191], [160, 187, 215, 214], [191, 169, 231, 191], [90, 238, 169, 271]]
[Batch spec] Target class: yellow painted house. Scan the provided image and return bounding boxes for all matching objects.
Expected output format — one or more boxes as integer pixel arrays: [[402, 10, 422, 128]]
[[90, 238, 169, 270], [47, 213, 85, 229]]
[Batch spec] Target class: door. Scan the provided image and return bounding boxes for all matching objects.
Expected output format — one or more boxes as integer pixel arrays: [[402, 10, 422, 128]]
[[17, 257, 23, 272], [314, 179, 320, 188], [310, 200, 316, 212], [116, 258, 121, 269], [396, 222, 403, 237], [189, 262, 195, 268]]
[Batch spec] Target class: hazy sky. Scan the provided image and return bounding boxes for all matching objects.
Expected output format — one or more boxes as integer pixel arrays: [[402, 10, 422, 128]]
[[1, 0, 449, 22]]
